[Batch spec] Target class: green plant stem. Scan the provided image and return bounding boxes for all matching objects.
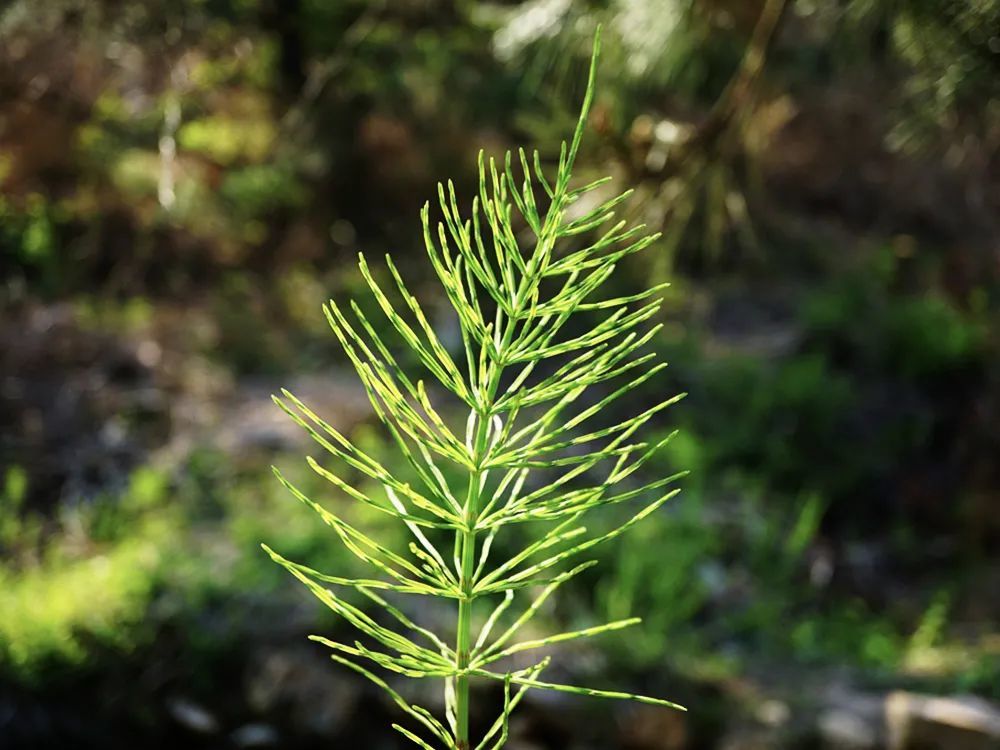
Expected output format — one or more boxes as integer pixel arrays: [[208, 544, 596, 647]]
[[455, 409, 492, 748], [455, 322, 520, 748], [453, 68, 584, 744], [454, 509, 477, 747]]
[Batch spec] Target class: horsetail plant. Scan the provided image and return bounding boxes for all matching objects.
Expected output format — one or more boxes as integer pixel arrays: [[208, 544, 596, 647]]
[[263, 29, 687, 749]]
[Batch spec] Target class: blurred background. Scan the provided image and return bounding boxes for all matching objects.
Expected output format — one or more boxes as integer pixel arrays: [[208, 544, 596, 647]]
[[1, 1, 998, 748]]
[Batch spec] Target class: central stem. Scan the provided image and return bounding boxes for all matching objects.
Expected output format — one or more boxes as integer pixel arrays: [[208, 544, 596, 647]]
[[452, 200, 558, 749], [454, 528, 477, 747], [454, 410, 490, 750]]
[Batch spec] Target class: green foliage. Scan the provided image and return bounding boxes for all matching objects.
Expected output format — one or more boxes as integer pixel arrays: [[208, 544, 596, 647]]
[[213, 449, 398, 595], [662, 248, 991, 516], [265, 31, 687, 749], [0, 466, 37, 552], [798, 0, 1000, 150], [790, 603, 904, 669], [884, 0, 999, 148], [0, 466, 175, 681], [0, 451, 367, 683], [0, 194, 60, 289], [685, 352, 859, 498], [0, 537, 162, 678], [883, 296, 985, 378], [804, 252, 987, 380], [593, 473, 948, 679], [221, 164, 306, 219], [73, 295, 155, 334], [597, 492, 715, 665], [178, 115, 276, 166]]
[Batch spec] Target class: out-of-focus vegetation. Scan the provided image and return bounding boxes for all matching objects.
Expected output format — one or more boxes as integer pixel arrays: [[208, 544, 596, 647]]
[[1, 1, 998, 748]]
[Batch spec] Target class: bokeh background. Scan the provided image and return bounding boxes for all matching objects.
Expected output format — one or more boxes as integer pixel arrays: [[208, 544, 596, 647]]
[[1, 1, 998, 748]]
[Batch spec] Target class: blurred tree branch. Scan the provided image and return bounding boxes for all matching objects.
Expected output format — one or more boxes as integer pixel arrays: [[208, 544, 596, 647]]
[[690, 0, 788, 157], [606, 0, 790, 272], [650, 0, 790, 179]]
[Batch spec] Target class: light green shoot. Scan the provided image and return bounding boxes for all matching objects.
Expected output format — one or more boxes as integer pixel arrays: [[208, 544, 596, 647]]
[[264, 28, 687, 750]]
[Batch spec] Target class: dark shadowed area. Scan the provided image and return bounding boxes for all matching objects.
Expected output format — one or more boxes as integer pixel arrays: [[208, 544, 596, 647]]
[[1, 1, 998, 749]]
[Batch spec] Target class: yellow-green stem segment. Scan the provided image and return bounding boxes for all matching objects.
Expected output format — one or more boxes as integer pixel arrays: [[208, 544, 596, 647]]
[[452, 84, 580, 744], [454, 320, 520, 748], [454, 377, 503, 749]]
